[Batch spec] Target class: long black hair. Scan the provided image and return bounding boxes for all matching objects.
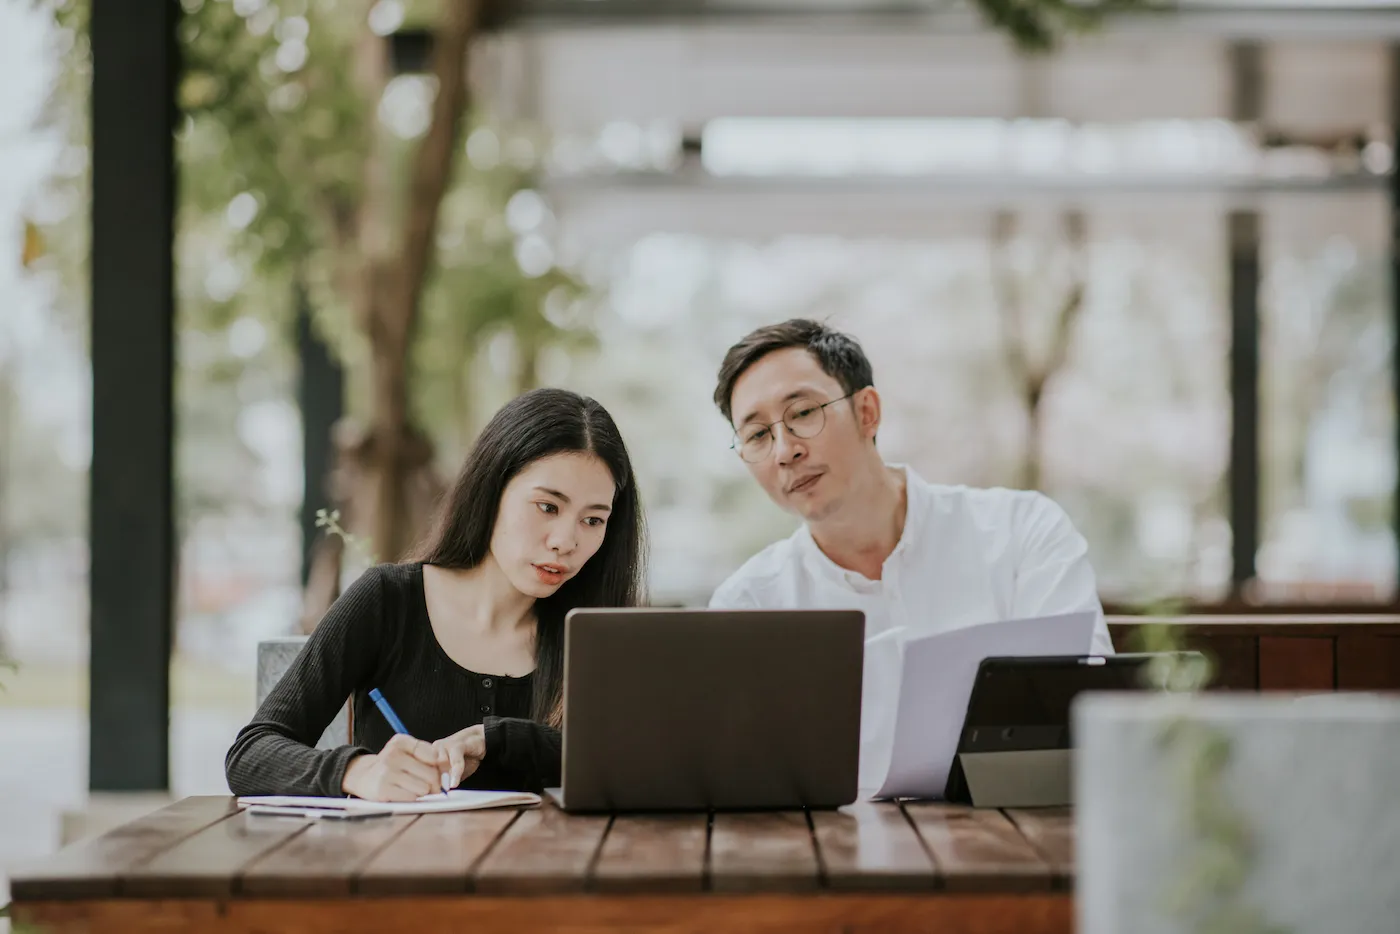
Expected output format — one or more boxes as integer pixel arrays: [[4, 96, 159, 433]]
[[415, 388, 647, 727]]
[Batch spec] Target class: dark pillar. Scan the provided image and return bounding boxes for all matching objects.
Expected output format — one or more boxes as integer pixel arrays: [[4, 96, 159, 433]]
[[297, 284, 344, 585], [1228, 42, 1263, 597], [1391, 46, 1400, 600], [1228, 212, 1262, 593], [1388, 47, 1400, 602], [88, 1, 179, 791]]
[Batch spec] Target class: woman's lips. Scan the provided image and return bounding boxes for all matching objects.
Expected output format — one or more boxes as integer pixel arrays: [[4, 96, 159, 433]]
[[533, 563, 567, 584]]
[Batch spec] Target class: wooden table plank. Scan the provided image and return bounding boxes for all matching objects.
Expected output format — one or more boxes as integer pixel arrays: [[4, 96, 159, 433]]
[[355, 809, 520, 896], [811, 801, 938, 891], [590, 812, 708, 893], [8, 795, 236, 900], [1004, 808, 1074, 887], [471, 803, 610, 895], [122, 808, 309, 898], [238, 814, 415, 897], [902, 803, 1052, 892], [16, 892, 1076, 934], [709, 811, 820, 893]]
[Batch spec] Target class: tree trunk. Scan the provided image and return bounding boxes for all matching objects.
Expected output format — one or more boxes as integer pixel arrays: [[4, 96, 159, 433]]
[[300, 2, 479, 624], [992, 210, 1088, 492], [360, 0, 479, 562], [1023, 382, 1044, 491]]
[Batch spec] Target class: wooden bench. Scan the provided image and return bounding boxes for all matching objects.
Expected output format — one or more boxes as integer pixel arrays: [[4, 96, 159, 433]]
[[10, 796, 1074, 933], [1106, 615, 1400, 692]]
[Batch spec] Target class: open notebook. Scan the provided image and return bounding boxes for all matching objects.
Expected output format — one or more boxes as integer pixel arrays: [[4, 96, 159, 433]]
[[237, 788, 540, 817]]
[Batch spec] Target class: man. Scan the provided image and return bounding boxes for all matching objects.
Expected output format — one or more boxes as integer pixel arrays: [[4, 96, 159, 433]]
[[708, 319, 1113, 786]]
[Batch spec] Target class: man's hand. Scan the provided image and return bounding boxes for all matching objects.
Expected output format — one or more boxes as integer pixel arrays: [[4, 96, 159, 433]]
[[341, 733, 444, 801], [431, 724, 487, 790]]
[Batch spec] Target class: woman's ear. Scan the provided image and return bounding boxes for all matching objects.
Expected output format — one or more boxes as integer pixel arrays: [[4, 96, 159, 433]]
[[854, 387, 881, 441]]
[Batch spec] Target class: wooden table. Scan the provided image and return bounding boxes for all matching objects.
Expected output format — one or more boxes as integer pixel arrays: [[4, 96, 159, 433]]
[[10, 796, 1074, 933]]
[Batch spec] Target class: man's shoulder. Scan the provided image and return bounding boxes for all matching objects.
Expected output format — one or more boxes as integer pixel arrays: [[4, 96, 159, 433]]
[[709, 533, 807, 608], [921, 480, 1058, 523]]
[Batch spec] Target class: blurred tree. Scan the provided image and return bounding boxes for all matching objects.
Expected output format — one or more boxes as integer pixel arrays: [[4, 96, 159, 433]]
[[991, 209, 1089, 491], [26, 0, 1165, 629], [32, 0, 594, 622]]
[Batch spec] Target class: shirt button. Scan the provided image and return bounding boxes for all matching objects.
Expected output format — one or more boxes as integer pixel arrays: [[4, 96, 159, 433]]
[[481, 677, 493, 689], [480, 704, 492, 714]]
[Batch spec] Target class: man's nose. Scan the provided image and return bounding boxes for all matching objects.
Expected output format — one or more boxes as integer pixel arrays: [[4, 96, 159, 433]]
[[773, 424, 805, 466]]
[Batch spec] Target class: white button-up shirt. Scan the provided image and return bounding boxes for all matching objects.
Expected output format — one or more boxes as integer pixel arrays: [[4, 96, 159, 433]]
[[709, 466, 1114, 788]]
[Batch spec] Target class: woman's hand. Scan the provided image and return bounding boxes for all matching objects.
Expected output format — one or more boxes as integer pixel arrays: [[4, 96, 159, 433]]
[[431, 724, 487, 790], [341, 733, 445, 801]]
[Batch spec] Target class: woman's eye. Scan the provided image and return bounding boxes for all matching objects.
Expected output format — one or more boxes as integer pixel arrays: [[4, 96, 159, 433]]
[[584, 517, 606, 528], [536, 502, 558, 515]]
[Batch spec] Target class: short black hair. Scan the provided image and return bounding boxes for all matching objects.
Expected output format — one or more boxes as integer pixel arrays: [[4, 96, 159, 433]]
[[713, 318, 875, 424]]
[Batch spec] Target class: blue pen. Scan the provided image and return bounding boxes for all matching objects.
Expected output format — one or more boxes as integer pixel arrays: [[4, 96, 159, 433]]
[[368, 688, 451, 795], [368, 688, 410, 734]]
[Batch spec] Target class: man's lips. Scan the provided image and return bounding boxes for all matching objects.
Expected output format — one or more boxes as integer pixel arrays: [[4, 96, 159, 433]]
[[785, 472, 823, 495]]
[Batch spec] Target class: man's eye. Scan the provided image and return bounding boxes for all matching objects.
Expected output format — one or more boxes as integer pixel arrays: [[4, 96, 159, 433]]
[[743, 428, 770, 445], [792, 406, 818, 419]]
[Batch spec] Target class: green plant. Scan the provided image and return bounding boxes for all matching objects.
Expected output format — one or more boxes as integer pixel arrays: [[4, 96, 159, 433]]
[[1129, 609, 1289, 934], [975, 0, 1170, 53], [314, 507, 377, 567], [0, 901, 44, 933]]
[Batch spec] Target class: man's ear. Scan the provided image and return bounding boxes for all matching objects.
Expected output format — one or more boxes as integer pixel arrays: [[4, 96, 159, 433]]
[[854, 387, 881, 441]]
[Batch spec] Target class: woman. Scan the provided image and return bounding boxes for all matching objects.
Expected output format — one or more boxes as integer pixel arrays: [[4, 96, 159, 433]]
[[225, 388, 647, 799]]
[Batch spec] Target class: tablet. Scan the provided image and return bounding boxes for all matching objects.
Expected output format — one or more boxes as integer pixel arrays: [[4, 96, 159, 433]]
[[943, 652, 1204, 805]]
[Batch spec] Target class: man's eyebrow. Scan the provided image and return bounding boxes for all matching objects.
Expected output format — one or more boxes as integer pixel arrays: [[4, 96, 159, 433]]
[[535, 487, 612, 512], [738, 389, 815, 427]]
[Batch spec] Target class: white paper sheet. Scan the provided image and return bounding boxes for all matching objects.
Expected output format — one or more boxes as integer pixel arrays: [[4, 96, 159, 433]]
[[869, 610, 1098, 800], [237, 788, 541, 815]]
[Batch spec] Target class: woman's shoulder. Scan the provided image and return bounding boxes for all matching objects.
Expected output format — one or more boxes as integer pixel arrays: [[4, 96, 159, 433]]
[[334, 562, 424, 613], [316, 562, 426, 648]]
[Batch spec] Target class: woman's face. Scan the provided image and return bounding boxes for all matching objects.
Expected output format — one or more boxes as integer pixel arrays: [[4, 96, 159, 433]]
[[490, 452, 617, 599]]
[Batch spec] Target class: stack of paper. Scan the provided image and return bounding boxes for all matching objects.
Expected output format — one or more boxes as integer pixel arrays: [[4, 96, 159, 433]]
[[864, 610, 1099, 800], [238, 788, 540, 817]]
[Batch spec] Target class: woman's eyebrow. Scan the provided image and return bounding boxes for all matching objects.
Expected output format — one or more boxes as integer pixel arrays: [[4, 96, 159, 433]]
[[534, 486, 611, 512]]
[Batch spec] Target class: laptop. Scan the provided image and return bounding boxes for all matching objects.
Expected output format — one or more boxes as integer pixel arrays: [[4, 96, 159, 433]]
[[545, 608, 865, 812], [943, 652, 1206, 807]]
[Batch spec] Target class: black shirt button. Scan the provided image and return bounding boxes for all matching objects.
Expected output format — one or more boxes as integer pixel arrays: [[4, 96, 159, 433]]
[[481, 677, 493, 689], [481, 704, 492, 714]]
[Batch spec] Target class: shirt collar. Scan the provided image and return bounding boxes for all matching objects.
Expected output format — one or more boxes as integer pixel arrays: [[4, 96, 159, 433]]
[[798, 464, 927, 588]]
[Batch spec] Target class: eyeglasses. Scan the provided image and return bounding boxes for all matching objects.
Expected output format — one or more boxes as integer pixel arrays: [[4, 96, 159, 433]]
[[732, 393, 857, 464]]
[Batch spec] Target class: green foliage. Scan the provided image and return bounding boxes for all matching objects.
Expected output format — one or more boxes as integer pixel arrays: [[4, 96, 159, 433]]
[[35, 0, 598, 518], [413, 127, 597, 448], [175, 0, 598, 442], [1130, 604, 1290, 934], [315, 507, 378, 566], [974, 0, 1170, 54], [1128, 600, 1215, 693], [178, 0, 372, 272]]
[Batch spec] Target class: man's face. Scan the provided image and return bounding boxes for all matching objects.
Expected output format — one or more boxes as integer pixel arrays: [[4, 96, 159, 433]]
[[727, 347, 874, 523]]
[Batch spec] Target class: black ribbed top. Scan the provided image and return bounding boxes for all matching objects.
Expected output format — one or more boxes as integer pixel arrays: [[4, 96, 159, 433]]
[[225, 562, 560, 797]]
